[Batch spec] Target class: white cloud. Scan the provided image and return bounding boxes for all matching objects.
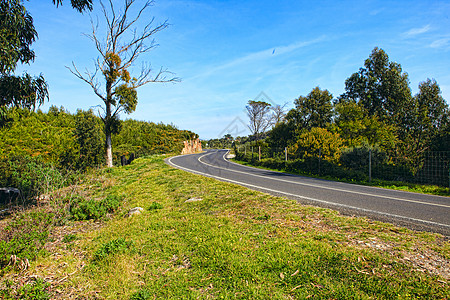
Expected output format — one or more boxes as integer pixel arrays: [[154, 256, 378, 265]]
[[404, 24, 432, 37], [430, 38, 450, 49]]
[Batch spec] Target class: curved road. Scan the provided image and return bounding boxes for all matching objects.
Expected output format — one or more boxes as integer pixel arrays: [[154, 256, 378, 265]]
[[166, 149, 450, 236]]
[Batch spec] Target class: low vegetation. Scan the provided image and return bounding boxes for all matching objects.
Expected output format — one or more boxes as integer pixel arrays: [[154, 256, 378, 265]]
[[0, 155, 448, 299], [0, 107, 196, 204]]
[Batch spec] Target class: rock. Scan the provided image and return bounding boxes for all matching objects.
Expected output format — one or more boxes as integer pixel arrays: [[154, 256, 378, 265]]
[[127, 207, 144, 217], [181, 138, 203, 155], [185, 197, 203, 203]]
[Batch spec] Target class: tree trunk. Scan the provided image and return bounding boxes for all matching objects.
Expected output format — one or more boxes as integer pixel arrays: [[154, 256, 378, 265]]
[[105, 90, 113, 167], [105, 131, 113, 167]]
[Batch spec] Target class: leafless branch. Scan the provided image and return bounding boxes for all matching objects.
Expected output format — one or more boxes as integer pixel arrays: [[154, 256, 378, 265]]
[[66, 62, 106, 102]]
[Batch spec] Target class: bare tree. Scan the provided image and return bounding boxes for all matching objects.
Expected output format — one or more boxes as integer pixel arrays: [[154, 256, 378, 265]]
[[246, 100, 272, 140], [271, 102, 288, 126], [69, 0, 179, 167]]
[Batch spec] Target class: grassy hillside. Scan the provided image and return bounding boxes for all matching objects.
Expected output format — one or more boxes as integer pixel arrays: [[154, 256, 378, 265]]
[[1, 155, 448, 299]]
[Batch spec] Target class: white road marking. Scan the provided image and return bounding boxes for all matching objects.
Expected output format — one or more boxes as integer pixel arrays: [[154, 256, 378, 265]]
[[167, 154, 450, 229]]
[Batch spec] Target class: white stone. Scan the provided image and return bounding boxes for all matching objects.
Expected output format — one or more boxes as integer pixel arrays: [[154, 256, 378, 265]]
[[185, 197, 203, 203], [127, 207, 144, 217]]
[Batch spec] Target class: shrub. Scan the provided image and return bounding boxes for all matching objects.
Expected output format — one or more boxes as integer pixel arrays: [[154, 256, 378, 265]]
[[0, 155, 69, 202], [340, 144, 387, 171], [295, 128, 344, 163], [70, 194, 122, 221]]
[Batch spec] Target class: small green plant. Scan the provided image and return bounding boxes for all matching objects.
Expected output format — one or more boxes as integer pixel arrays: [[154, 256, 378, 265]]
[[254, 213, 271, 221], [130, 288, 153, 300], [62, 234, 77, 243], [92, 238, 133, 262], [16, 278, 50, 300], [148, 202, 163, 210]]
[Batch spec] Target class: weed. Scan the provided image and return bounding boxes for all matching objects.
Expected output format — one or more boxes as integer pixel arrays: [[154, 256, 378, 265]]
[[148, 202, 163, 210], [62, 233, 77, 243], [92, 238, 133, 262], [129, 288, 153, 300], [70, 194, 122, 221], [16, 278, 50, 300], [254, 213, 271, 221]]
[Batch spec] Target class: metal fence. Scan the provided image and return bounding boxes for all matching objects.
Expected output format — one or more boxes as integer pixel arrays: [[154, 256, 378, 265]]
[[235, 145, 450, 187]]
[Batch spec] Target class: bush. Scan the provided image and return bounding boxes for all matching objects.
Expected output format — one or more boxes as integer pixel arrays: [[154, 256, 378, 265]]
[[0, 155, 69, 202], [70, 194, 122, 221], [340, 144, 387, 172]]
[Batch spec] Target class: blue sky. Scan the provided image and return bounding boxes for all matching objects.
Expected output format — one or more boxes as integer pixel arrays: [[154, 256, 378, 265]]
[[18, 0, 450, 139]]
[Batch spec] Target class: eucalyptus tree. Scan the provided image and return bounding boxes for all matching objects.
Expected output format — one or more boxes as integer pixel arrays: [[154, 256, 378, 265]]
[[0, 0, 47, 123], [69, 0, 179, 167], [342, 47, 414, 128], [410, 79, 449, 152], [0, 0, 92, 125], [246, 100, 272, 140], [292, 86, 333, 131]]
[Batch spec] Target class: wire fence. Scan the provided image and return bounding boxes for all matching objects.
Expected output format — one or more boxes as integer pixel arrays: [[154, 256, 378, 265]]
[[235, 145, 450, 187]]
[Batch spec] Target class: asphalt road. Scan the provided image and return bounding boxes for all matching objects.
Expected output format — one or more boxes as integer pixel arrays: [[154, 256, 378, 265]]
[[166, 149, 450, 236]]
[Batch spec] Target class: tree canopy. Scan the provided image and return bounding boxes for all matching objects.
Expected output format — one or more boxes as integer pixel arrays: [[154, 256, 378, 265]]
[[246, 100, 272, 140], [52, 0, 93, 12], [0, 0, 48, 122], [0, 0, 92, 125], [289, 86, 333, 131]]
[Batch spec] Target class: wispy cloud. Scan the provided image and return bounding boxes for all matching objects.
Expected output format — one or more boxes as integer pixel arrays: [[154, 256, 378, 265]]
[[404, 25, 432, 37], [430, 38, 450, 49], [188, 36, 327, 81]]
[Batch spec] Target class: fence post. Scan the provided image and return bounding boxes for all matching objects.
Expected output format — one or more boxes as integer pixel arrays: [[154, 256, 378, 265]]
[[285, 147, 287, 162], [369, 149, 372, 183], [259, 146, 261, 162], [318, 148, 321, 175]]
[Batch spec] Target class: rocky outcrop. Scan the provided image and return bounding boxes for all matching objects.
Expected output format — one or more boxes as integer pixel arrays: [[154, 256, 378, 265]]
[[181, 138, 202, 155]]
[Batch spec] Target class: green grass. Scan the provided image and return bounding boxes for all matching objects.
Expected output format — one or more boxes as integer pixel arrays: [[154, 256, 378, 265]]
[[233, 158, 450, 196], [1, 154, 448, 299]]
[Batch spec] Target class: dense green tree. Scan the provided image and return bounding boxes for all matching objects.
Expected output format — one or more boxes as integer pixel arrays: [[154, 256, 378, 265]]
[[0, 0, 48, 122], [333, 99, 397, 150], [294, 127, 344, 163], [413, 79, 449, 145], [342, 47, 414, 127], [69, 0, 178, 167], [73, 109, 104, 169], [393, 78, 450, 164], [291, 87, 333, 131], [0, 0, 92, 124], [266, 121, 295, 150]]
